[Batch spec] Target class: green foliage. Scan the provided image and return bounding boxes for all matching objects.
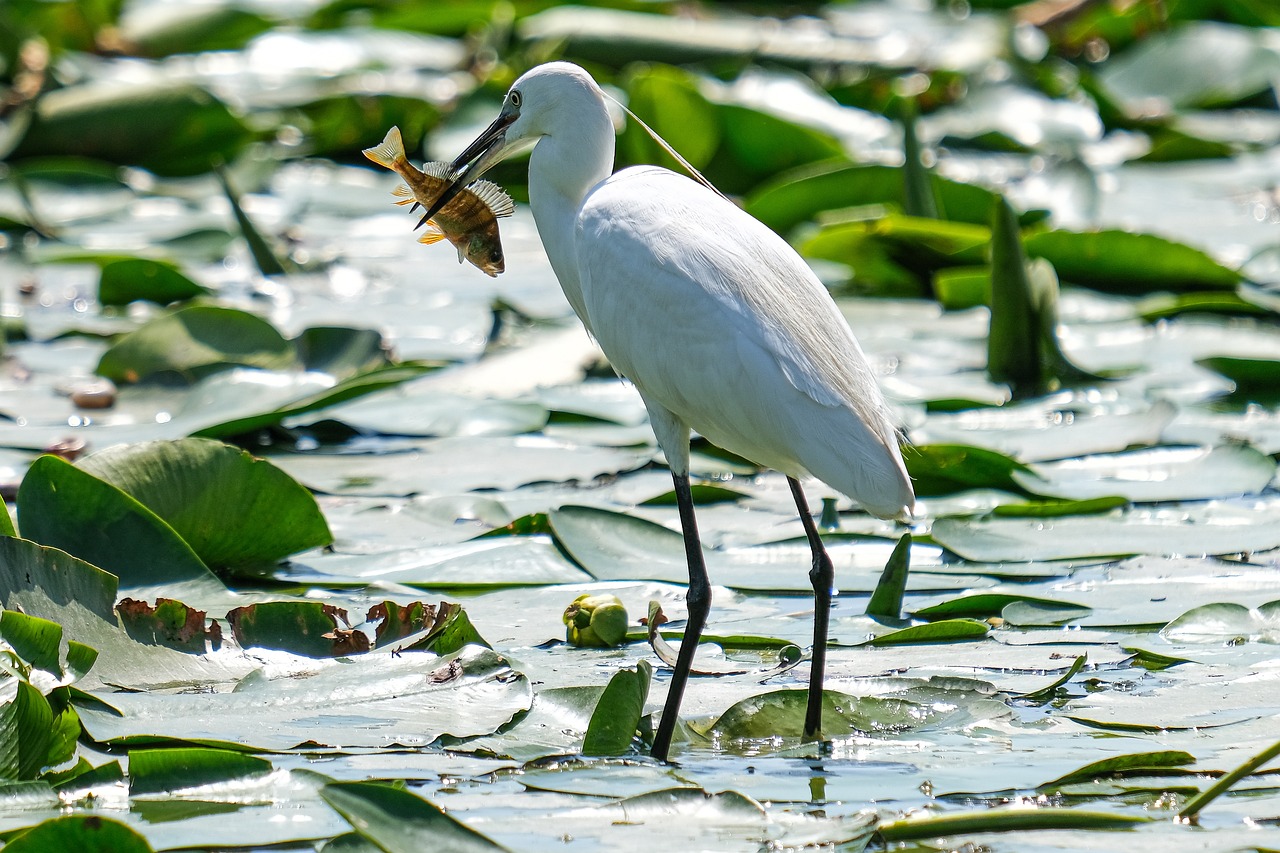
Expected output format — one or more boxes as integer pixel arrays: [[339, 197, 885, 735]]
[[3, 816, 154, 853], [78, 438, 333, 573], [127, 747, 272, 795], [582, 659, 651, 755], [98, 258, 211, 307], [321, 781, 511, 853], [12, 83, 253, 176]]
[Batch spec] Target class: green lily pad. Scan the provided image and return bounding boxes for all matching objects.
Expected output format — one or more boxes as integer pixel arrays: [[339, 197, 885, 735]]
[[932, 502, 1280, 562], [1197, 355, 1280, 395], [904, 444, 1038, 497], [3, 816, 155, 853], [16, 454, 224, 589], [98, 258, 210, 307], [321, 780, 510, 853], [226, 601, 368, 658], [1012, 444, 1276, 503], [12, 82, 252, 176], [128, 747, 273, 796], [78, 438, 332, 572], [96, 305, 297, 384], [1023, 230, 1242, 294]]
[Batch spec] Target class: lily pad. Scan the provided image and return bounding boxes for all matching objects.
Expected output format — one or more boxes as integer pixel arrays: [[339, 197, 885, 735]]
[[78, 438, 333, 572], [96, 305, 297, 384], [3, 816, 155, 853], [932, 502, 1280, 562], [321, 780, 510, 853], [97, 259, 210, 307]]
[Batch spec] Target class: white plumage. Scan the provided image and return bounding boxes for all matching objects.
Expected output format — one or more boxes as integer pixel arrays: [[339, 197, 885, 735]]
[[424, 61, 914, 760]]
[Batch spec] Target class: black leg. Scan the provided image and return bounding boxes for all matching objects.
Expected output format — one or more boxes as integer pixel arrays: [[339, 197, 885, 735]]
[[789, 477, 834, 740], [651, 471, 712, 762]]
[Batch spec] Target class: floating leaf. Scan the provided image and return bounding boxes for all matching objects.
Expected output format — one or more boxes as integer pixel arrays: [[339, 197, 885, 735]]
[[1023, 230, 1242, 294], [321, 781, 511, 853], [128, 747, 272, 795], [16, 455, 224, 589], [97, 258, 210, 307], [226, 602, 368, 658], [79, 438, 333, 572], [1197, 356, 1280, 395], [1040, 750, 1196, 790], [96, 305, 297, 384], [745, 162, 1002, 233], [3, 816, 155, 853], [904, 444, 1037, 497], [1097, 21, 1280, 113], [1162, 601, 1280, 644], [932, 503, 1280, 562], [583, 660, 652, 756], [118, 598, 220, 654], [392, 601, 489, 655], [862, 619, 988, 646], [12, 82, 252, 176]]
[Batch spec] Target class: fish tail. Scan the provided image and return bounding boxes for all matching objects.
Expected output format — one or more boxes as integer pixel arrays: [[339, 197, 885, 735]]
[[362, 126, 407, 170]]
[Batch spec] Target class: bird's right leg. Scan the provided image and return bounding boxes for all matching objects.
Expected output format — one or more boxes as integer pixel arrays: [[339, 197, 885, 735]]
[[650, 470, 711, 762]]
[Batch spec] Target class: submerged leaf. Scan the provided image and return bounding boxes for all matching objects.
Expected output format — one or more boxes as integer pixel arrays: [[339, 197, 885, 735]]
[[118, 598, 220, 654]]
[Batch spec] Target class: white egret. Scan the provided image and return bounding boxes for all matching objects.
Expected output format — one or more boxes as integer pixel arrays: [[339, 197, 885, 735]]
[[421, 62, 914, 761]]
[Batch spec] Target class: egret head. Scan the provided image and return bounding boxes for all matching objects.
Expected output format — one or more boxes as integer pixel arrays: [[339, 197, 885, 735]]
[[417, 62, 606, 225]]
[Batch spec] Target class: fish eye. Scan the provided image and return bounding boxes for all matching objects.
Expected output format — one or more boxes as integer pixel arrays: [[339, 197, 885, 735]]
[[509, 90, 522, 108], [490, 250, 502, 262]]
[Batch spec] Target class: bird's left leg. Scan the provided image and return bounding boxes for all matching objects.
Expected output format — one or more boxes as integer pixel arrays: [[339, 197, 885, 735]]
[[788, 477, 833, 739]]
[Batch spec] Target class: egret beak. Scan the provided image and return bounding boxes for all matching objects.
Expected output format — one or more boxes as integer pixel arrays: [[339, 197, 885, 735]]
[[415, 110, 517, 230]]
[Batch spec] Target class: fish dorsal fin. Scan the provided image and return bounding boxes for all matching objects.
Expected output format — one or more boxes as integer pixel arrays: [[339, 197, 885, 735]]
[[362, 126, 405, 170], [468, 180, 515, 218], [421, 161, 454, 180], [392, 184, 414, 205]]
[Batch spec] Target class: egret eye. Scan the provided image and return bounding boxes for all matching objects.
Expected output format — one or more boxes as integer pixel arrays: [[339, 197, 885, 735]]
[[509, 90, 522, 108]]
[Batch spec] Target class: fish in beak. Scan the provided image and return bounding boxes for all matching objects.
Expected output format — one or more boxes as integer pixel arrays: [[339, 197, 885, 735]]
[[416, 109, 518, 230]]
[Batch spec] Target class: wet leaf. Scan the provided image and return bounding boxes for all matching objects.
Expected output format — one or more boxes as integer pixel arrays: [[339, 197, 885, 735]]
[[321, 780, 511, 853], [711, 690, 938, 741], [3, 816, 155, 853], [16, 455, 224, 589], [932, 503, 1280, 562], [1161, 601, 1280, 644], [904, 444, 1037, 497], [97, 258, 210, 307], [582, 660, 652, 756], [1097, 21, 1280, 113], [865, 534, 912, 621], [118, 598, 220, 654], [392, 601, 490, 654], [226, 601, 368, 658], [12, 83, 252, 176], [1023, 229, 1242, 294], [96, 305, 298, 384], [1198, 355, 1280, 395], [0, 610, 65, 677], [745, 162, 1003, 233], [1040, 750, 1196, 790], [128, 747, 273, 796], [862, 619, 989, 646], [79, 438, 333, 572]]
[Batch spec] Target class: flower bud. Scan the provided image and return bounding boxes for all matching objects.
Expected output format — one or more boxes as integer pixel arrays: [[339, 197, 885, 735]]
[[562, 593, 628, 648]]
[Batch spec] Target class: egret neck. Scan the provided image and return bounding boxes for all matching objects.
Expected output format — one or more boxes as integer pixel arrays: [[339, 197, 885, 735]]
[[525, 87, 615, 335]]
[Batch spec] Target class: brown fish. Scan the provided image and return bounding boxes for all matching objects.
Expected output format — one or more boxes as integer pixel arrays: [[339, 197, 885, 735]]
[[363, 126, 514, 277]]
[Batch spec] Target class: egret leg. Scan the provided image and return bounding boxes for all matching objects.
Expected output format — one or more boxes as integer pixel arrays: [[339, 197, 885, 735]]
[[788, 477, 834, 739], [651, 471, 711, 762]]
